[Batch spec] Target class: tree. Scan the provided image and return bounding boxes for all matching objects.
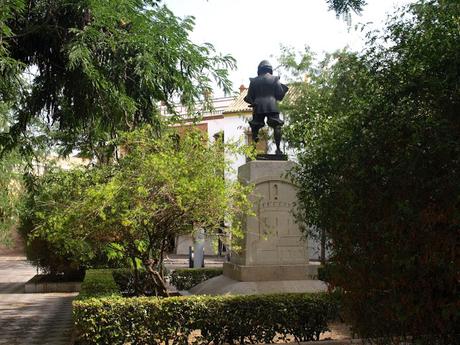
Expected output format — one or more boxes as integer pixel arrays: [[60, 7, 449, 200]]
[[326, 0, 366, 15], [27, 127, 252, 295], [19, 165, 99, 276], [0, 0, 365, 159], [1, 0, 364, 245], [0, 150, 23, 244], [2, 0, 236, 245], [282, 0, 459, 343], [0, 0, 235, 159]]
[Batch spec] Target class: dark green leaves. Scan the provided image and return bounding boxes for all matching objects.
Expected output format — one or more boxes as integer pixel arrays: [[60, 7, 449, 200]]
[[326, 0, 367, 15], [284, 1, 459, 342], [1, 0, 235, 156], [74, 283, 339, 345]]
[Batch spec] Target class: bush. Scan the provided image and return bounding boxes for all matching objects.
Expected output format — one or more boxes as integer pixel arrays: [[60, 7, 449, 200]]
[[169, 267, 223, 290], [19, 168, 101, 276], [73, 292, 339, 344], [76, 269, 121, 300], [282, 1, 459, 342], [24, 236, 85, 277], [111, 268, 151, 296]]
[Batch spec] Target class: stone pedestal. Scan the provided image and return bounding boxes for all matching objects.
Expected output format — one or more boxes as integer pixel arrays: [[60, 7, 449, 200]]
[[223, 262, 318, 281], [224, 160, 318, 281], [190, 160, 326, 295]]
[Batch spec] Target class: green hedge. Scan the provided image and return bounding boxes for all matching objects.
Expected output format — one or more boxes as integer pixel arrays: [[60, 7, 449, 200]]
[[76, 269, 120, 300], [74, 293, 339, 344], [169, 267, 223, 290], [111, 268, 148, 295]]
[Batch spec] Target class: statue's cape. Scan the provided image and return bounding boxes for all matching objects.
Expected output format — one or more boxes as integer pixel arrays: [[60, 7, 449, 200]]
[[281, 83, 289, 93]]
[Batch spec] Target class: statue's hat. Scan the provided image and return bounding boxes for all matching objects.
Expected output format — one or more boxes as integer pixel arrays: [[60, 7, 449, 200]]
[[257, 60, 273, 75]]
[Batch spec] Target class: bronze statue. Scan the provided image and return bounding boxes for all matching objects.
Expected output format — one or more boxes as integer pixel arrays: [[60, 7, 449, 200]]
[[244, 60, 288, 155]]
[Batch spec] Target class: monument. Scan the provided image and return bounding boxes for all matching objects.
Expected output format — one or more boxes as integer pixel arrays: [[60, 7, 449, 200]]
[[244, 59, 288, 156], [190, 61, 325, 295], [223, 160, 319, 282]]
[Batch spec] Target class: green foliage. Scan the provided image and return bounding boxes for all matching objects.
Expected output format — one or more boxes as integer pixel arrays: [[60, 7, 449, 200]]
[[19, 165, 109, 274], [0, 149, 23, 244], [169, 267, 223, 290], [326, 0, 366, 15], [26, 127, 252, 292], [282, 1, 459, 343], [0, 0, 235, 158], [113, 267, 223, 296], [111, 268, 162, 296], [73, 291, 339, 344], [0, 0, 24, 109], [76, 269, 121, 300]]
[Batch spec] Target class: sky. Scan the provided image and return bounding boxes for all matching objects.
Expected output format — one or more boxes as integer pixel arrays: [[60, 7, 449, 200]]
[[164, 0, 416, 96]]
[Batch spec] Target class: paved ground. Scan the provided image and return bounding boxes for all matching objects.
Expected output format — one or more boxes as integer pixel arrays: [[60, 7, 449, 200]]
[[0, 255, 224, 345], [0, 258, 77, 345], [163, 253, 226, 270], [0, 255, 350, 345]]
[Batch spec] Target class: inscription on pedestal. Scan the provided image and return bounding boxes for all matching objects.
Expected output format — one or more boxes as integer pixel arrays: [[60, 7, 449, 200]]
[[249, 180, 307, 266], [225, 160, 312, 282], [235, 161, 309, 267]]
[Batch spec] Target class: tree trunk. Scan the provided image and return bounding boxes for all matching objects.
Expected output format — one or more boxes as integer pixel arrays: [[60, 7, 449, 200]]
[[144, 258, 169, 297], [158, 237, 166, 278], [131, 256, 141, 296], [320, 228, 326, 265]]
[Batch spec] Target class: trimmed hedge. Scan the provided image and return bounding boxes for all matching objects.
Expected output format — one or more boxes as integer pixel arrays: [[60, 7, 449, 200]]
[[169, 267, 223, 290], [76, 269, 120, 300], [111, 268, 149, 295], [73, 293, 339, 344]]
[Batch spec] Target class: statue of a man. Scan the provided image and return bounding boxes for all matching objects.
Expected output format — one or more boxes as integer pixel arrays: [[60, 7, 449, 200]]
[[244, 60, 288, 155]]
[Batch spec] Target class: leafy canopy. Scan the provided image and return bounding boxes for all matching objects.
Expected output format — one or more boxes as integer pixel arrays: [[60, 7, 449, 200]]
[[282, 0, 459, 343], [25, 127, 252, 292], [326, 0, 366, 15], [0, 0, 367, 158], [0, 0, 235, 157]]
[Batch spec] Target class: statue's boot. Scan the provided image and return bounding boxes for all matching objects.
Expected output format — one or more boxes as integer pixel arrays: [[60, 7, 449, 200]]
[[274, 126, 283, 155], [251, 126, 260, 143]]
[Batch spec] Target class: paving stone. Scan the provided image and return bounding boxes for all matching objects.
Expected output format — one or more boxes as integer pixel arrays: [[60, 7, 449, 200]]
[[0, 258, 77, 345]]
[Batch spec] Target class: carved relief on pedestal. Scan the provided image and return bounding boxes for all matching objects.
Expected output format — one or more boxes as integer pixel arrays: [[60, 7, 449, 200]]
[[247, 180, 308, 266]]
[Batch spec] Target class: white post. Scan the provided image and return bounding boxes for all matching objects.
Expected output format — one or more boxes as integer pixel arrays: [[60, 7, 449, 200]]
[[193, 228, 205, 268]]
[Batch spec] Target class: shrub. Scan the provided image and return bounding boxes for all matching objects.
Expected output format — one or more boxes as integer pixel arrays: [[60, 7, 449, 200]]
[[26, 129, 252, 296], [111, 268, 151, 296], [73, 292, 339, 344], [76, 269, 120, 300], [169, 267, 223, 290], [282, 1, 459, 342], [23, 236, 85, 277], [19, 168, 102, 276]]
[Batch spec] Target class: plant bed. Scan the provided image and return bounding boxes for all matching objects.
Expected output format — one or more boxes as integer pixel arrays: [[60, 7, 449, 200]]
[[25, 272, 85, 293], [74, 270, 341, 345], [169, 267, 223, 290], [112, 268, 176, 297]]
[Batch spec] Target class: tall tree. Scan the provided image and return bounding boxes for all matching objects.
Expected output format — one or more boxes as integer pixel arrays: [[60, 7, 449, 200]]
[[282, 0, 459, 343], [326, 0, 366, 15], [0, 150, 23, 245], [25, 127, 252, 294], [0, 0, 235, 158]]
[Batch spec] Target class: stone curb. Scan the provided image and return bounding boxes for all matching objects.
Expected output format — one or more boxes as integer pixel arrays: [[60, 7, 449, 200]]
[[25, 280, 82, 293], [264, 340, 362, 345], [0, 255, 27, 260]]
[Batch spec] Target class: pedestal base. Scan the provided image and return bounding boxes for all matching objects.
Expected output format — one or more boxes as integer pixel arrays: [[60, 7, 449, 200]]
[[189, 275, 327, 296], [223, 262, 319, 281], [255, 153, 288, 161]]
